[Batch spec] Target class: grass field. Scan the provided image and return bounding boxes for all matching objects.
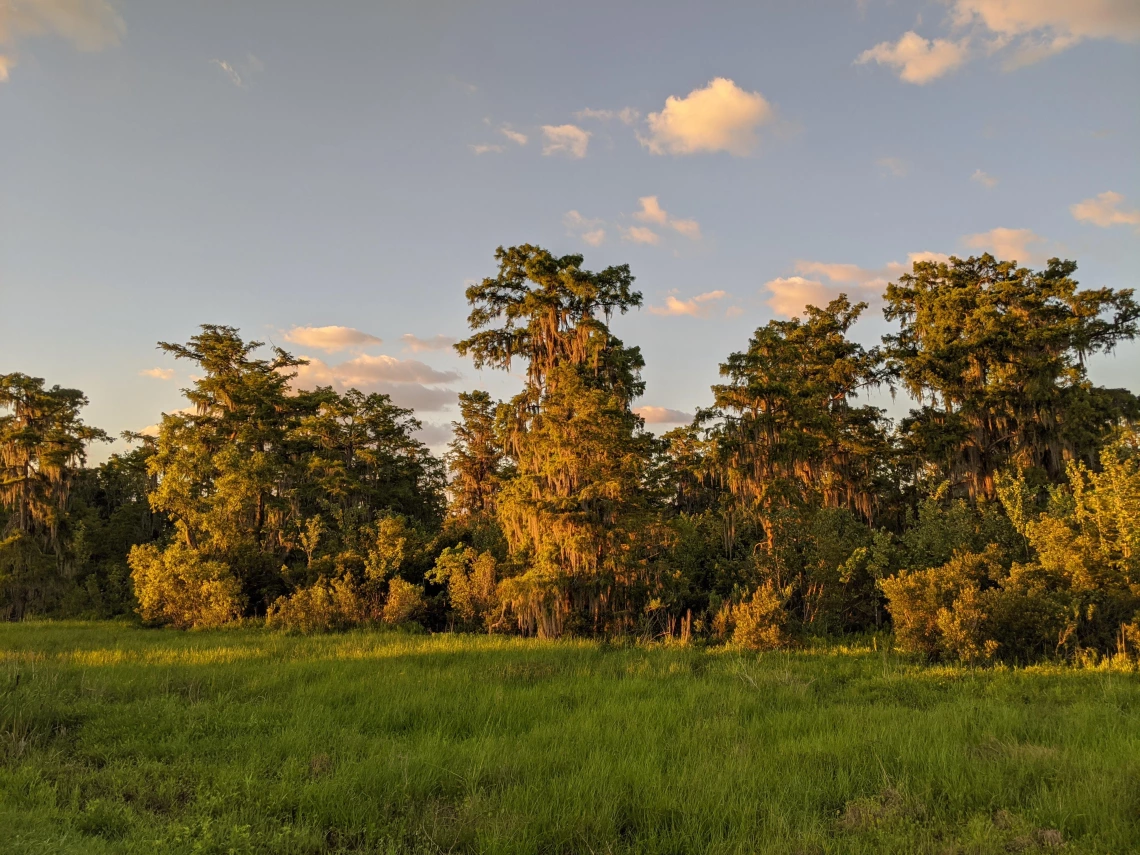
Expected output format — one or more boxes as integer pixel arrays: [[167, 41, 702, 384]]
[[1, 624, 1138, 854]]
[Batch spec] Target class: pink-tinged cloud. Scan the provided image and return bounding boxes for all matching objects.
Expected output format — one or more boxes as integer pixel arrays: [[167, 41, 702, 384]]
[[283, 325, 383, 352], [635, 406, 694, 424], [642, 78, 773, 156], [649, 290, 727, 317]]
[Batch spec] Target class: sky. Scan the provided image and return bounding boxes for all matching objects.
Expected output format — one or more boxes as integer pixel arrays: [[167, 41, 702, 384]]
[[2, 0, 1139, 460]]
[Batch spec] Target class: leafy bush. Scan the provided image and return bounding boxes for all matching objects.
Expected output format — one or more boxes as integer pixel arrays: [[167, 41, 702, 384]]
[[382, 578, 425, 625], [266, 575, 368, 633], [732, 583, 790, 650], [883, 426, 1140, 663], [128, 543, 242, 629], [429, 546, 499, 630]]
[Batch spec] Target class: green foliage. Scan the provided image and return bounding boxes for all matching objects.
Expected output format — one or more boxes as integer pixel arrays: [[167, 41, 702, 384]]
[[0, 373, 109, 618], [129, 542, 243, 629], [429, 546, 499, 631], [140, 326, 443, 623], [884, 427, 1140, 663], [710, 296, 889, 522], [381, 577, 425, 625], [884, 254, 1139, 499], [458, 246, 658, 636], [730, 582, 790, 650], [4, 250, 1137, 667], [266, 575, 368, 633]]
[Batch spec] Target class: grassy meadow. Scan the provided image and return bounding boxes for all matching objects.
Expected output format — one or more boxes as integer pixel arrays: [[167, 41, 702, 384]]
[[1, 623, 1138, 854]]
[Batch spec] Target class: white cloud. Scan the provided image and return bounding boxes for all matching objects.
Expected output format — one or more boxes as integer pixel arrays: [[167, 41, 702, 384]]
[[633, 196, 703, 240], [500, 126, 528, 145], [564, 210, 607, 246], [877, 157, 909, 177], [648, 290, 726, 317], [962, 227, 1047, 263], [635, 406, 694, 424], [1070, 191, 1140, 230], [764, 277, 839, 318], [139, 368, 174, 380], [766, 251, 953, 318], [401, 334, 458, 352], [861, 2, 1140, 82], [725, 305, 745, 319], [669, 218, 702, 240], [621, 226, 660, 245], [856, 31, 969, 84], [330, 354, 459, 386], [971, 168, 998, 188], [0, 0, 125, 82], [291, 354, 460, 412], [575, 107, 640, 124], [283, 325, 383, 353], [951, 0, 1140, 67], [470, 143, 504, 155], [541, 124, 591, 158], [642, 78, 773, 156], [634, 196, 668, 225]]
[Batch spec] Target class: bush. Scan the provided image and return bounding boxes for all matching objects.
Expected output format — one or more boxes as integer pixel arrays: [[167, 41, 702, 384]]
[[266, 575, 368, 633], [732, 583, 790, 650], [382, 578, 425, 625], [128, 543, 242, 629], [429, 546, 499, 630]]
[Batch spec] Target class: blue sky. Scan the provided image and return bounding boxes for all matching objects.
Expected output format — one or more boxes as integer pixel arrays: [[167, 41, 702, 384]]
[[2, 1, 1138, 457]]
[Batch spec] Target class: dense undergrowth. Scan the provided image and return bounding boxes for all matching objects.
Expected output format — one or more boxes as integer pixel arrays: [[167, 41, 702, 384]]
[[2, 622, 1138, 854]]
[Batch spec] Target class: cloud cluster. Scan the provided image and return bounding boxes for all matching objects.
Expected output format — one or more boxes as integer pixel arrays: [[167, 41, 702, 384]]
[[283, 325, 383, 352], [641, 78, 773, 156], [139, 367, 174, 380], [564, 210, 607, 247], [291, 353, 460, 412], [0, 0, 125, 81], [565, 197, 702, 249], [633, 196, 702, 240], [401, 333, 459, 352], [635, 406, 694, 425], [765, 252, 951, 317], [648, 291, 727, 318], [477, 78, 777, 162], [1070, 191, 1140, 230], [500, 126, 527, 145], [962, 227, 1046, 263], [858, 1, 1140, 83], [953, 0, 1140, 67], [857, 32, 969, 84], [542, 124, 591, 159]]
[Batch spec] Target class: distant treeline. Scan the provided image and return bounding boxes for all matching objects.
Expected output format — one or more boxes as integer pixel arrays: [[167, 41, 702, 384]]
[[3, 247, 1139, 664]]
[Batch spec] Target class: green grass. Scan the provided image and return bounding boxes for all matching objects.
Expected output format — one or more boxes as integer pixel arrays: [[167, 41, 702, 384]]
[[1, 623, 1137, 854]]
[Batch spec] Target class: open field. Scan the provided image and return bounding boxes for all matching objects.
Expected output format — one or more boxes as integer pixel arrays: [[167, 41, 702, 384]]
[[1, 624, 1138, 854]]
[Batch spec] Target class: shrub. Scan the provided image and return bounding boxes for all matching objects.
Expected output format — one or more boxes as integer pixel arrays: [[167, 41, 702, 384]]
[[128, 543, 243, 629], [730, 583, 790, 650], [382, 578, 425, 625], [429, 546, 499, 630], [266, 575, 368, 633]]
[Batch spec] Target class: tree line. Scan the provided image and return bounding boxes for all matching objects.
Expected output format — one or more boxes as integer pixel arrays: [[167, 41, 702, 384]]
[[3, 247, 1139, 663]]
